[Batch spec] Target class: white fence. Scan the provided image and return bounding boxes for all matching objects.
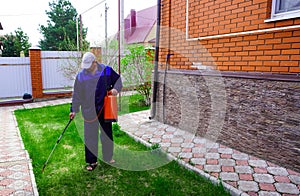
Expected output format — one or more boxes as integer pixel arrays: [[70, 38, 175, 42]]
[[0, 51, 81, 99], [0, 57, 32, 98], [42, 51, 81, 90]]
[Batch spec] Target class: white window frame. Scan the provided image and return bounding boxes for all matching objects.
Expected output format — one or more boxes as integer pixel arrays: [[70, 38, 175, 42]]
[[266, 0, 300, 22]]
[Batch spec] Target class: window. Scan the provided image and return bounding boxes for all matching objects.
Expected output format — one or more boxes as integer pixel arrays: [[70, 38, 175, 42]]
[[270, 0, 300, 21]]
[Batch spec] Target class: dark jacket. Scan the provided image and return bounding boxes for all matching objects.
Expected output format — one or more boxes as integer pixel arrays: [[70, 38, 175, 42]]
[[71, 63, 122, 121]]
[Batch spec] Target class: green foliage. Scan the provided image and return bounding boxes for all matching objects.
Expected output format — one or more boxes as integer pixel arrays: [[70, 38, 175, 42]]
[[150, 143, 161, 150], [112, 123, 125, 137], [121, 44, 154, 105], [39, 0, 89, 51], [0, 28, 31, 57]]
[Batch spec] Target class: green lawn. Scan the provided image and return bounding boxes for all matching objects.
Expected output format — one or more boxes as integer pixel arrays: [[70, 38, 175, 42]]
[[14, 94, 230, 195]]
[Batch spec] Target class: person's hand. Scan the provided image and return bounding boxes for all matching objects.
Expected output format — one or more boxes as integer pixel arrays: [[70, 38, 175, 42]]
[[69, 112, 76, 119], [108, 89, 118, 96]]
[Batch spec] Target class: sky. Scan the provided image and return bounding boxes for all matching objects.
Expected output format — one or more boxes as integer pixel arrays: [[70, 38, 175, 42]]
[[0, 0, 156, 46]]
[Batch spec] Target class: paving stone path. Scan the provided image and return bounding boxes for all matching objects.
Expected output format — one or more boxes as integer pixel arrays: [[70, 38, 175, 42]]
[[118, 110, 300, 196]]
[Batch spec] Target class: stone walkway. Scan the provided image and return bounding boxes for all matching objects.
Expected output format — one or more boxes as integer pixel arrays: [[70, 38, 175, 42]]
[[0, 105, 37, 196], [0, 98, 299, 196], [118, 110, 300, 196]]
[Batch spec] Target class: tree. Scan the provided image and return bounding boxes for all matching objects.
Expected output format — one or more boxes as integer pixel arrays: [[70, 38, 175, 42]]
[[0, 28, 31, 57], [58, 52, 82, 81], [121, 44, 154, 106], [39, 0, 89, 51], [102, 38, 119, 69]]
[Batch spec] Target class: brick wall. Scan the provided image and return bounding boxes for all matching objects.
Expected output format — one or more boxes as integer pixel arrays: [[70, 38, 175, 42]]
[[159, 0, 300, 73]]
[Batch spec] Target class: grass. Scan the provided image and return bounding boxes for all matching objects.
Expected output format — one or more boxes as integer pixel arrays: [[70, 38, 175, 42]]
[[118, 93, 150, 115], [14, 93, 230, 196]]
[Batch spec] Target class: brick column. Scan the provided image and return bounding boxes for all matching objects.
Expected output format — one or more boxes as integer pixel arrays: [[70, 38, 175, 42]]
[[29, 47, 43, 98]]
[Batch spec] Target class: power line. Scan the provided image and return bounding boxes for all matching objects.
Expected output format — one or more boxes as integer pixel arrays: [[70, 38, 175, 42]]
[[77, 0, 107, 50], [80, 0, 106, 15]]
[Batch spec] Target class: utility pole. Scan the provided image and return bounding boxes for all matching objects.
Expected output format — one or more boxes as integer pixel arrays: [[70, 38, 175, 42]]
[[105, 3, 109, 61], [120, 0, 124, 58], [76, 17, 79, 51], [118, 0, 121, 76], [80, 14, 83, 50], [118, 0, 124, 110], [118, 0, 124, 74]]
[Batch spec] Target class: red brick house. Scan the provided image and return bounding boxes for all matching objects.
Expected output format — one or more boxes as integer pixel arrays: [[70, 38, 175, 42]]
[[151, 0, 300, 172]]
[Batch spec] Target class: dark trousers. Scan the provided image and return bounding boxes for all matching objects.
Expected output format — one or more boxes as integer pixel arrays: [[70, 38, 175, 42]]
[[84, 118, 113, 164]]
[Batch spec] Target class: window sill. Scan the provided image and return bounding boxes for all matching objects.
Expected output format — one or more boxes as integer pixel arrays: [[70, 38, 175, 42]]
[[265, 12, 300, 23]]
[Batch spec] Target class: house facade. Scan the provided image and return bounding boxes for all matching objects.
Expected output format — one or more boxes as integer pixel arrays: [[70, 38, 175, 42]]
[[153, 0, 300, 172]]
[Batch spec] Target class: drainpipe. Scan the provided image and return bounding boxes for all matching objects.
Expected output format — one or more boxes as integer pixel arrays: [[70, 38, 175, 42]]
[[162, 0, 173, 123], [162, 53, 173, 123], [149, 0, 162, 120]]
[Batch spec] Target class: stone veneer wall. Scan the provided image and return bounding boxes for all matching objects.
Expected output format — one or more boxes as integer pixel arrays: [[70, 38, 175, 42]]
[[153, 69, 300, 172]]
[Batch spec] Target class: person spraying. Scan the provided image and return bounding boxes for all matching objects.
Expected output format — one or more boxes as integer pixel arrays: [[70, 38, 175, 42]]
[[70, 52, 122, 171]]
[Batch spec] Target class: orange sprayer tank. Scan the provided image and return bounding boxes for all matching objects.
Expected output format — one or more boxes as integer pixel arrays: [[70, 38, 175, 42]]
[[104, 95, 118, 122]]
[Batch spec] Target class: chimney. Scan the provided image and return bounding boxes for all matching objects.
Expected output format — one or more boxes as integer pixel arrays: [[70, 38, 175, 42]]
[[124, 18, 130, 39], [130, 9, 136, 35]]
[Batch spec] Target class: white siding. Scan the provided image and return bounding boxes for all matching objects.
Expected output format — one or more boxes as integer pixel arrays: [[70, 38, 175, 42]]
[[41, 51, 81, 90], [0, 57, 31, 98]]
